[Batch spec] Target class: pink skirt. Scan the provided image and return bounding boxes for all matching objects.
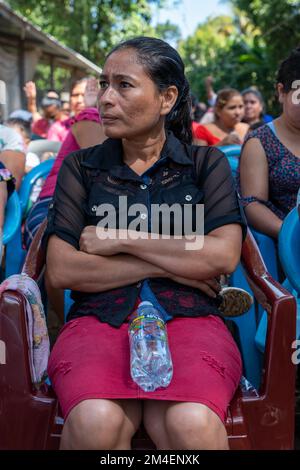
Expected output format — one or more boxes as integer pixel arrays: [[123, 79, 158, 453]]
[[48, 314, 242, 423]]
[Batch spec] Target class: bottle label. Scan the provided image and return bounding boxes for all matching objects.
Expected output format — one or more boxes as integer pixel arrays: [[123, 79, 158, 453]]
[[130, 314, 165, 333]]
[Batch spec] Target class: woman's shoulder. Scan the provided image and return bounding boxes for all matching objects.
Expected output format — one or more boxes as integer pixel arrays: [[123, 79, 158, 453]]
[[244, 122, 273, 144], [202, 122, 217, 133], [63, 142, 105, 167], [191, 143, 225, 167]]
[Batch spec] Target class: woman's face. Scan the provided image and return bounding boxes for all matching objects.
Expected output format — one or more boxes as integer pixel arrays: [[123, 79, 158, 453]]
[[278, 83, 300, 128], [243, 92, 263, 122], [70, 82, 86, 115], [98, 48, 177, 139], [216, 95, 245, 128]]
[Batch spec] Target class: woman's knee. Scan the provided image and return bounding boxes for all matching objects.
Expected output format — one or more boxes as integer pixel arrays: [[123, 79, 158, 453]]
[[165, 403, 228, 450], [62, 399, 129, 450]]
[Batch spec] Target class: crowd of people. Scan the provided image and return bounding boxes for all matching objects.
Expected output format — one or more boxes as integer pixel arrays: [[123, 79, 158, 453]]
[[0, 36, 299, 450]]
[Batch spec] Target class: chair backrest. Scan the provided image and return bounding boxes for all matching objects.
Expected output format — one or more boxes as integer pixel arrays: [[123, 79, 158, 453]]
[[218, 144, 241, 179], [18, 159, 55, 217], [3, 192, 22, 245], [278, 207, 300, 295], [27, 140, 61, 158], [218, 144, 242, 158]]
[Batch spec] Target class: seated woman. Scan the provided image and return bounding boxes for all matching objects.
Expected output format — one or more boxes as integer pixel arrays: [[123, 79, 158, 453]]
[[239, 47, 300, 239], [45, 37, 246, 450], [193, 89, 249, 147], [24, 77, 106, 250]]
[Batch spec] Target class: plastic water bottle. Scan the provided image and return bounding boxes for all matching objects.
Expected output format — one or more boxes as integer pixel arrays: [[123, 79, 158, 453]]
[[128, 301, 173, 392]]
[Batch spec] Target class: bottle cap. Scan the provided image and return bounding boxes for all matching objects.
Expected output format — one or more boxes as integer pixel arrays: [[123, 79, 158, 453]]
[[138, 301, 153, 308]]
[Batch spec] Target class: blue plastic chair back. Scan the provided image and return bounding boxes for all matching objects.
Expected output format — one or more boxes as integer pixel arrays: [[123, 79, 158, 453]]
[[218, 144, 242, 158], [218, 145, 241, 179], [278, 207, 300, 295], [3, 192, 22, 245], [251, 229, 279, 283], [5, 160, 55, 277], [229, 263, 262, 389], [18, 159, 55, 217], [255, 208, 300, 351], [251, 229, 280, 355]]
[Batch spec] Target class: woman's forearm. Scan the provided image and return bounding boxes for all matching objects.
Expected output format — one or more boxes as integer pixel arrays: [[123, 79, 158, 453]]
[[244, 203, 282, 238], [121, 226, 241, 280], [47, 236, 167, 292]]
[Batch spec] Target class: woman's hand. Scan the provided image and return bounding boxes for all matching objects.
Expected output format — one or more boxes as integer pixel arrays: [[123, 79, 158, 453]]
[[169, 274, 221, 298], [84, 77, 100, 108], [79, 226, 124, 256], [219, 131, 242, 146], [23, 81, 37, 100]]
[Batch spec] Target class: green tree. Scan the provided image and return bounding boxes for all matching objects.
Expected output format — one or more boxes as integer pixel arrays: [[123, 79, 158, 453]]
[[231, 0, 300, 66], [179, 16, 262, 103], [179, 1, 300, 114], [229, 0, 300, 112], [155, 20, 181, 43], [7, 0, 174, 65]]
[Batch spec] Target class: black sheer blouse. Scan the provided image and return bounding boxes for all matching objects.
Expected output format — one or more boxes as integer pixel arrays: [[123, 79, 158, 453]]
[[45, 131, 247, 327]]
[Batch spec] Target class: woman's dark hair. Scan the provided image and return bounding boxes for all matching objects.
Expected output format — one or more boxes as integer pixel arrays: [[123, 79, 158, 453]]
[[276, 47, 300, 92], [106, 37, 192, 144]]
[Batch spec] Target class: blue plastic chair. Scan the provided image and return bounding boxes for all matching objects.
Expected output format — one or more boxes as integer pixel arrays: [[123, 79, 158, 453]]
[[218, 146, 263, 387], [3, 191, 22, 245], [278, 207, 300, 338], [278, 207, 300, 295], [5, 159, 55, 277], [218, 144, 241, 179], [18, 159, 55, 218], [229, 262, 262, 389], [251, 229, 279, 283], [1, 192, 22, 273], [255, 207, 300, 351]]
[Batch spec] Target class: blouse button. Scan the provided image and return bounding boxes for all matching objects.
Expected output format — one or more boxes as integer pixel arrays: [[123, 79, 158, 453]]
[[140, 184, 147, 190], [136, 282, 142, 288], [185, 194, 192, 202], [140, 213, 147, 220], [92, 205, 97, 212]]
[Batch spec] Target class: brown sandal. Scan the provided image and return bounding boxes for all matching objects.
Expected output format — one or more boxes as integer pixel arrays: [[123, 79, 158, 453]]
[[218, 287, 253, 317]]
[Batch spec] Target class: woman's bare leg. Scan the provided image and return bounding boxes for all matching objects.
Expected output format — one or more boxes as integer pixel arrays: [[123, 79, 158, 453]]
[[144, 400, 228, 450], [60, 398, 142, 450]]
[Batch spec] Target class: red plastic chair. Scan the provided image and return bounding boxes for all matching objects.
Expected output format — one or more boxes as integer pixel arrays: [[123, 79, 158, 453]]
[[0, 221, 296, 449]]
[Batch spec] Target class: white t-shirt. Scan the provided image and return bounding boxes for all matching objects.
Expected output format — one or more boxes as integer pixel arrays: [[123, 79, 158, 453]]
[[0, 124, 25, 153]]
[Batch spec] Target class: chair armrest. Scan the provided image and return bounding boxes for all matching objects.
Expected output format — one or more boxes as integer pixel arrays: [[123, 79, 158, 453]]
[[22, 219, 47, 281]]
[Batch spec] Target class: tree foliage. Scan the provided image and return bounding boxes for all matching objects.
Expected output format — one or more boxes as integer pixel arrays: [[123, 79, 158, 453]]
[[179, 0, 300, 114], [7, 0, 169, 65]]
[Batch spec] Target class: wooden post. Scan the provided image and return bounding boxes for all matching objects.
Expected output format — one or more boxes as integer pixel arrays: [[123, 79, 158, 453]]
[[18, 37, 26, 108], [50, 55, 55, 89]]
